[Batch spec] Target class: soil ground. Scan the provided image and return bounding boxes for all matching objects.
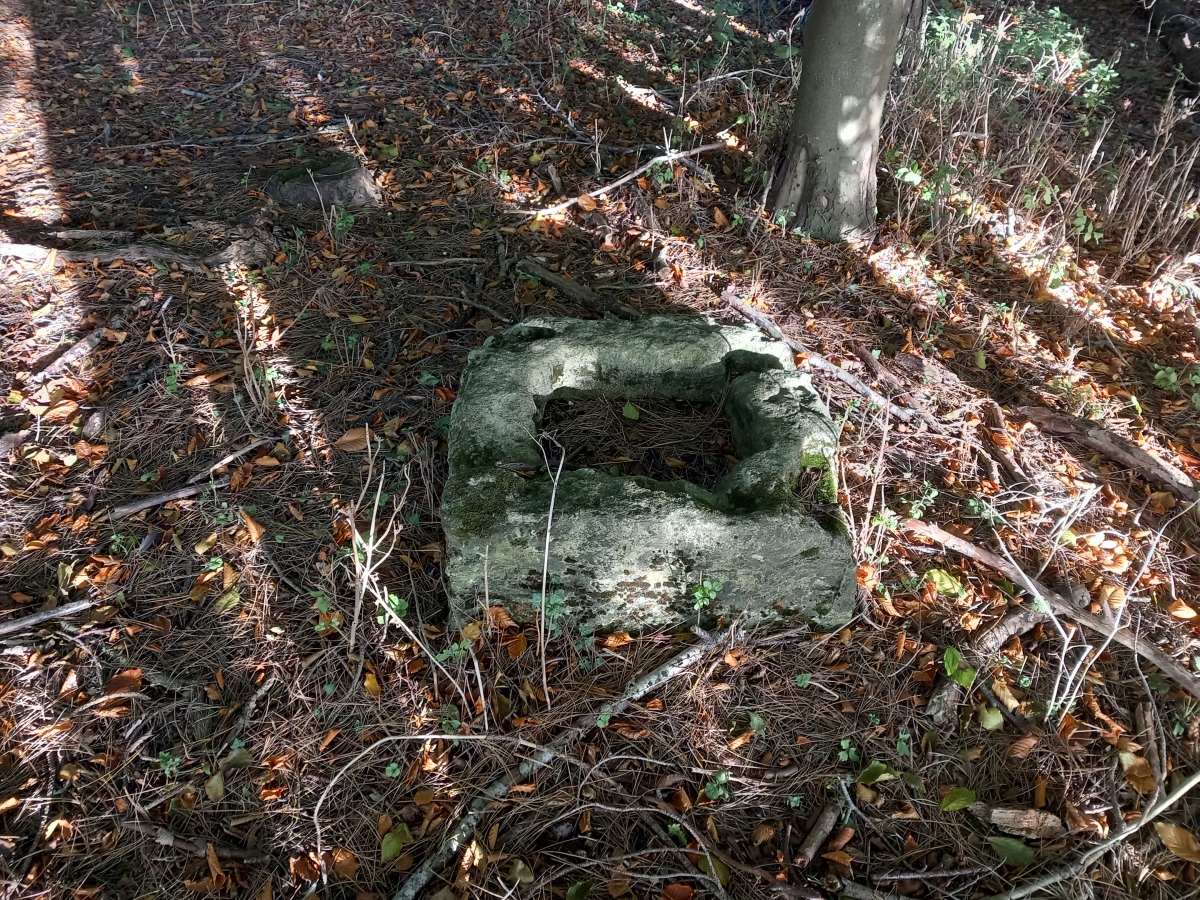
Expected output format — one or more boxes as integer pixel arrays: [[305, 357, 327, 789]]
[[2, 0, 1200, 899]]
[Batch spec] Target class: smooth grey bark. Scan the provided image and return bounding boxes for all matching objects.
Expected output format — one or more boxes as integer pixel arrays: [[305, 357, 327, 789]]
[[767, 0, 910, 241]]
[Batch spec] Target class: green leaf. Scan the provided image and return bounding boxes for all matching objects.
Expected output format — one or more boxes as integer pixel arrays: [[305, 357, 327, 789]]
[[978, 704, 1005, 731], [974, 349, 987, 370], [222, 747, 254, 770], [621, 401, 640, 420], [565, 879, 594, 900], [795, 673, 812, 688], [988, 836, 1036, 866], [508, 859, 535, 884], [214, 590, 240, 614], [941, 787, 977, 811], [204, 771, 225, 802], [380, 829, 406, 862], [858, 760, 901, 785], [943, 647, 977, 688], [696, 852, 732, 885], [926, 569, 964, 596]]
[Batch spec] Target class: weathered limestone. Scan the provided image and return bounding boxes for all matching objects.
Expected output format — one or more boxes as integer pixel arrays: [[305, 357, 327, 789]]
[[264, 153, 381, 210], [441, 316, 855, 633]]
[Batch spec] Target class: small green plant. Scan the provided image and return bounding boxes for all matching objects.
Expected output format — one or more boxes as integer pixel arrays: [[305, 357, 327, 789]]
[[436, 640, 472, 663], [333, 206, 354, 238], [703, 769, 732, 802], [667, 823, 687, 845], [896, 731, 911, 757], [437, 703, 462, 733], [692, 579, 724, 611], [795, 673, 813, 688], [748, 712, 767, 734], [870, 508, 900, 530], [376, 592, 409, 625], [158, 751, 183, 779], [838, 739, 860, 764], [596, 711, 612, 729], [1071, 207, 1103, 245], [164, 362, 185, 394], [908, 481, 939, 520], [385, 761, 401, 777], [417, 372, 439, 387]]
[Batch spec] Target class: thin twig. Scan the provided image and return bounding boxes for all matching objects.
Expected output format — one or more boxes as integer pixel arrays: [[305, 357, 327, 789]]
[[389, 634, 722, 900], [0, 600, 96, 639], [531, 141, 727, 217], [186, 437, 273, 484], [902, 518, 1200, 699], [537, 443, 566, 709], [984, 764, 1200, 900], [109, 476, 230, 521]]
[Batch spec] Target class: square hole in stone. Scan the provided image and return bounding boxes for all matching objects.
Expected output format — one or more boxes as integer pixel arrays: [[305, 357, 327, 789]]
[[539, 397, 738, 491]]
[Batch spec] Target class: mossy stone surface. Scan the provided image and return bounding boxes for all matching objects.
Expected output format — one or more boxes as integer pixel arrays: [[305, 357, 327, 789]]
[[442, 315, 855, 632]]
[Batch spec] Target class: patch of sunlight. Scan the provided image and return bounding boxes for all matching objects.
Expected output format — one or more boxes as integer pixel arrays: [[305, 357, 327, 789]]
[[659, 0, 762, 39], [0, 3, 63, 226]]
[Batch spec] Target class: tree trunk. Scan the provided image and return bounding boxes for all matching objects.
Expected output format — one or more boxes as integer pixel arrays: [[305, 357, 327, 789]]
[[767, 0, 910, 241]]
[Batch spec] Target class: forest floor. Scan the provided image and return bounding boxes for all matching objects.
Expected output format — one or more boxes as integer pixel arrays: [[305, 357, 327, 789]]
[[2, 0, 1200, 898]]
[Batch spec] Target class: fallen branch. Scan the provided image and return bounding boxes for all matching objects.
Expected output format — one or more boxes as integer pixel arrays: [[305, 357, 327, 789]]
[[0, 599, 97, 640], [532, 141, 728, 217], [796, 803, 842, 868], [24, 328, 107, 386], [1017, 406, 1198, 503], [723, 289, 936, 428], [120, 821, 269, 864], [111, 122, 348, 153], [516, 258, 639, 319], [109, 476, 231, 522], [187, 438, 274, 485], [901, 518, 1200, 699], [389, 634, 723, 900], [983, 762, 1200, 900], [0, 229, 273, 274]]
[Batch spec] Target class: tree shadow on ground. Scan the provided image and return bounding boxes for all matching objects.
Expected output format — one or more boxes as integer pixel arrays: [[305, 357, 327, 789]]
[[3, 0, 1200, 898]]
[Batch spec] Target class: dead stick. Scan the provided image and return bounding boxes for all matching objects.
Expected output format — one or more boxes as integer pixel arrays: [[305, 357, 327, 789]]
[[901, 518, 1200, 699], [516, 258, 638, 319], [796, 803, 841, 868], [0, 599, 96, 639], [984, 763, 1200, 900], [723, 290, 929, 427], [532, 141, 727, 217], [120, 821, 269, 864], [109, 476, 230, 521], [187, 438, 273, 484], [389, 635, 723, 900]]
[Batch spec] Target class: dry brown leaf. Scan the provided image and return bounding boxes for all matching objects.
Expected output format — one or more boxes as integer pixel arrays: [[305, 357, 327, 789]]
[[1155, 822, 1200, 863], [1167, 599, 1197, 620], [728, 730, 755, 750], [241, 510, 265, 542], [661, 885, 694, 900], [577, 193, 597, 212], [377, 814, 393, 837], [105, 668, 142, 695], [485, 606, 517, 630], [603, 632, 632, 649], [608, 863, 631, 897], [506, 632, 528, 660], [1005, 734, 1040, 759], [823, 850, 854, 868], [414, 789, 435, 806], [752, 822, 776, 846], [712, 207, 729, 228], [327, 848, 358, 879], [991, 680, 1020, 712], [1119, 751, 1156, 794], [1065, 803, 1108, 838], [363, 673, 381, 698], [334, 427, 370, 452]]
